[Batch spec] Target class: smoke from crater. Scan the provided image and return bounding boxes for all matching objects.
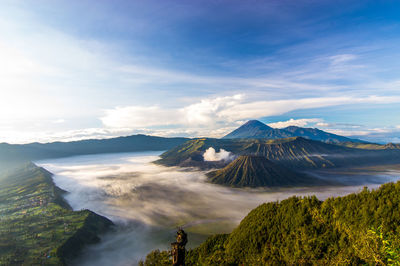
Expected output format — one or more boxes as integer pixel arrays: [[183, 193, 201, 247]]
[[203, 147, 235, 162]]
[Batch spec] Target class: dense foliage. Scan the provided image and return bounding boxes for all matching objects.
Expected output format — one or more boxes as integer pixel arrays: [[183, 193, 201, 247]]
[[139, 250, 171, 266], [144, 181, 400, 265], [0, 163, 113, 265]]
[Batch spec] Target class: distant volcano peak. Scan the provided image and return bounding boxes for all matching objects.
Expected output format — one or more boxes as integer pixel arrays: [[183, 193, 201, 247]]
[[243, 120, 270, 127], [223, 120, 365, 143], [223, 120, 274, 139]]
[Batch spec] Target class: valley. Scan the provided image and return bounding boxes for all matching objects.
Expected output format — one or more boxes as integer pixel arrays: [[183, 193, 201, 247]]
[[36, 151, 400, 265], [1, 123, 400, 265]]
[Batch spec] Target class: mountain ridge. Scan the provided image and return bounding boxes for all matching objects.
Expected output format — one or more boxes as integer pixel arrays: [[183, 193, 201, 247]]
[[0, 134, 189, 168], [155, 136, 400, 170], [223, 120, 365, 143]]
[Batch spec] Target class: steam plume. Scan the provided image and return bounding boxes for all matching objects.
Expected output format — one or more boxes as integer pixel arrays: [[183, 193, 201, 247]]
[[203, 147, 235, 161]]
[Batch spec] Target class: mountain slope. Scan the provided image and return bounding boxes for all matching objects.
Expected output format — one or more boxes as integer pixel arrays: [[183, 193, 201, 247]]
[[186, 182, 400, 265], [144, 181, 400, 265], [0, 163, 113, 265], [223, 120, 365, 143], [283, 126, 364, 143], [206, 155, 322, 187]]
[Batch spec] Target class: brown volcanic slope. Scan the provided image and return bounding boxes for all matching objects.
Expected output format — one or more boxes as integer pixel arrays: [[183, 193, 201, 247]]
[[206, 155, 322, 188]]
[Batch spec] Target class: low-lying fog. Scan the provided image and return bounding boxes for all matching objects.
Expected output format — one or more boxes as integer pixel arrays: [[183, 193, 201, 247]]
[[37, 151, 400, 266]]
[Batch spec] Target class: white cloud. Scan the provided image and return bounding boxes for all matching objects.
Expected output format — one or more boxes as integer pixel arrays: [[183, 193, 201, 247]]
[[1, 4, 400, 144], [267, 118, 322, 128], [204, 94, 400, 124], [100, 94, 245, 129], [101, 106, 180, 128], [203, 147, 235, 162], [100, 94, 400, 138], [324, 127, 392, 137], [182, 94, 244, 125], [324, 129, 371, 137]]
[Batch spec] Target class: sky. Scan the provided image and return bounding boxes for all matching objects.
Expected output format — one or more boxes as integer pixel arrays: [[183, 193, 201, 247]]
[[0, 0, 400, 144]]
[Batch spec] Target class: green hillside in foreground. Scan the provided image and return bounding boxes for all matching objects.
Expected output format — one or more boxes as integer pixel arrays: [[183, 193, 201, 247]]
[[0, 163, 113, 265], [143, 181, 400, 265], [206, 155, 323, 187]]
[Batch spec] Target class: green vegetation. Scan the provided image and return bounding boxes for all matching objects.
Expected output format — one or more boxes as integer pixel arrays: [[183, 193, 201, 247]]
[[143, 181, 400, 265], [156, 136, 400, 170], [366, 226, 400, 265], [139, 250, 171, 266], [0, 163, 113, 265], [206, 155, 323, 187]]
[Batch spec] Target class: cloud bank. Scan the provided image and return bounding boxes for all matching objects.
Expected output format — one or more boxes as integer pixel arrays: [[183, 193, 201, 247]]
[[99, 94, 400, 140], [267, 118, 322, 129], [38, 152, 400, 265]]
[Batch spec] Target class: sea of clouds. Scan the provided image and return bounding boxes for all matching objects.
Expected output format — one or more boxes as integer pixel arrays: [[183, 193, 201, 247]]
[[37, 152, 400, 265]]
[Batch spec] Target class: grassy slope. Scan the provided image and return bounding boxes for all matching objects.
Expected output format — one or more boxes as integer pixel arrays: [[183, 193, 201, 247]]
[[0, 163, 113, 265], [144, 181, 400, 265]]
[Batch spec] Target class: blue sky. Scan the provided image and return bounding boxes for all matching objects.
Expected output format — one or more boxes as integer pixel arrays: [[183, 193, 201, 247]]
[[0, 0, 400, 143]]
